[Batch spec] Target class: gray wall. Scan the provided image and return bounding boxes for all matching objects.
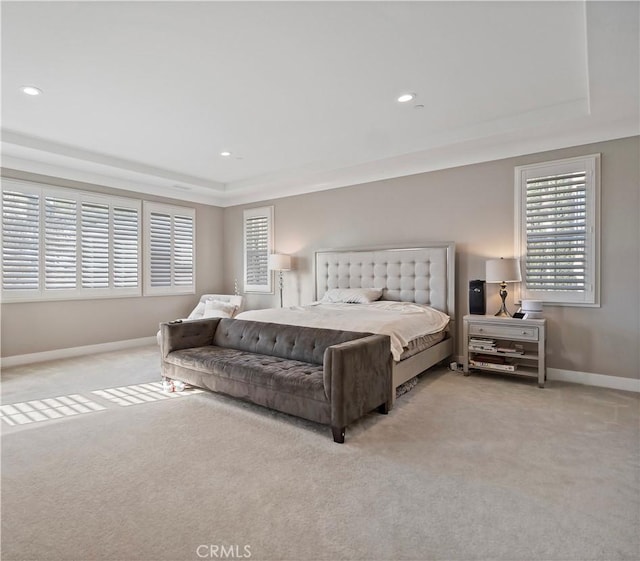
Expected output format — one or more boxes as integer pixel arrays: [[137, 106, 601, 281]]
[[223, 136, 640, 380], [1, 170, 225, 357], [3, 137, 638, 380]]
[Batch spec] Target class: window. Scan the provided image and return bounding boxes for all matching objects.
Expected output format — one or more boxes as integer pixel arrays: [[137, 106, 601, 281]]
[[143, 202, 195, 295], [1, 179, 141, 301], [515, 154, 600, 306], [243, 206, 273, 293]]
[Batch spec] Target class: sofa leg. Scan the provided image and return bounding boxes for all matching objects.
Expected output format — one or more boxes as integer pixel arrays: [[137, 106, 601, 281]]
[[377, 401, 391, 415], [331, 426, 345, 444]]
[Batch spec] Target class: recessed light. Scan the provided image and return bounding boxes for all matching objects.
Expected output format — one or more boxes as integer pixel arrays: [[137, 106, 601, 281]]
[[220, 151, 232, 157], [397, 93, 415, 103], [21, 85, 42, 96]]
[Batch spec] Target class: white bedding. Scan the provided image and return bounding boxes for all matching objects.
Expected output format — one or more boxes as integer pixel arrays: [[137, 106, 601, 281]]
[[235, 301, 450, 361]]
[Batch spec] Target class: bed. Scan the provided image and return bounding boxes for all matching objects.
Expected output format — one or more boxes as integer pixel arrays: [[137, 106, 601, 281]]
[[236, 243, 456, 406]]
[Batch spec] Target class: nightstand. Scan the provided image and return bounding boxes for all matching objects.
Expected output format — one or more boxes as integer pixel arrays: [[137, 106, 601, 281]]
[[463, 315, 547, 387]]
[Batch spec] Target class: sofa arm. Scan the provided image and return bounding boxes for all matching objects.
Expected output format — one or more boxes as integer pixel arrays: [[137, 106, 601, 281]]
[[160, 318, 221, 358], [323, 334, 392, 430]]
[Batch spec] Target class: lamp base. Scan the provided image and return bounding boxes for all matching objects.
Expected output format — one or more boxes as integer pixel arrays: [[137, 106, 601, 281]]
[[494, 282, 512, 317]]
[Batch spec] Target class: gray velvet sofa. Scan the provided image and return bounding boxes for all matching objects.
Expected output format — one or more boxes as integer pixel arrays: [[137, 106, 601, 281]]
[[160, 317, 392, 443]]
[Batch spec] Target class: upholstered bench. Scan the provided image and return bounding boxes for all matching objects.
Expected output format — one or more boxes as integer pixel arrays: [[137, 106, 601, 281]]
[[156, 294, 244, 345], [160, 318, 392, 443]]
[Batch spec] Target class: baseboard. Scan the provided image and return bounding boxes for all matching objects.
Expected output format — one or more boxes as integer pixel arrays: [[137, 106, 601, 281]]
[[547, 368, 640, 393], [1, 336, 157, 369], [4, 348, 638, 393], [455, 355, 638, 393]]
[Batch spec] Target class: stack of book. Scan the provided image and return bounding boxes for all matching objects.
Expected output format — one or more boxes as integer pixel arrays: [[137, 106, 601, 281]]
[[469, 354, 517, 372], [495, 344, 525, 355], [468, 337, 496, 352]]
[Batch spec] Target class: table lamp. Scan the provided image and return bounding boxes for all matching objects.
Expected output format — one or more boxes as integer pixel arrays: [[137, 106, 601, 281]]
[[268, 253, 292, 307], [485, 257, 522, 317]]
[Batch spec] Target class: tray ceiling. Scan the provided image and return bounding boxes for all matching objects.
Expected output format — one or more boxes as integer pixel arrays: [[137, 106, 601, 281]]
[[2, 1, 638, 206]]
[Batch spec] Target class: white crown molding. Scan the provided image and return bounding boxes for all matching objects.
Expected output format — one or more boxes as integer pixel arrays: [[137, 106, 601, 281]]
[[1, 153, 226, 207], [1, 131, 226, 206], [218, 118, 639, 207], [2, 130, 224, 191], [2, 120, 638, 208]]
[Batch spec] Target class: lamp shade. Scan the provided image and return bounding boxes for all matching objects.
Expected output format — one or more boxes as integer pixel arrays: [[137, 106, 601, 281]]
[[486, 258, 521, 283], [268, 253, 292, 271]]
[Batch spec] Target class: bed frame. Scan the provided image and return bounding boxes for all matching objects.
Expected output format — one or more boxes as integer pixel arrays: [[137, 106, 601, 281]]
[[314, 242, 455, 405]]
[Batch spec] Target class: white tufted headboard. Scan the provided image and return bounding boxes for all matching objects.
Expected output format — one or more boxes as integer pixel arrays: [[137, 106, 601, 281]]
[[314, 243, 455, 317]]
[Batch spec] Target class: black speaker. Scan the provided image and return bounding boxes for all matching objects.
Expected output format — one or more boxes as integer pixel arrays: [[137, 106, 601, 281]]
[[469, 279, 486, 315]]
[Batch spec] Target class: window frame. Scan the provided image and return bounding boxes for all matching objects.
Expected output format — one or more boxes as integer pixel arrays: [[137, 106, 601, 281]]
[[143, 201, 196, 296], [243, 205, 274, 294], [1, 178, 142, 302], [514, 154, 601, 307]]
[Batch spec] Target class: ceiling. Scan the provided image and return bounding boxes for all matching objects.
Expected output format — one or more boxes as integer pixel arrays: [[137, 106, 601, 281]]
[[2, 1, 638, 207]]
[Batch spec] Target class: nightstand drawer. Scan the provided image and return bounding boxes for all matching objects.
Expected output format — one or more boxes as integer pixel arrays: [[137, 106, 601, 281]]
[[469, 323, 539, 341]]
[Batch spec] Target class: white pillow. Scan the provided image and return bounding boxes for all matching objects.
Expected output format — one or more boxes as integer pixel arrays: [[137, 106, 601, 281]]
[[321, 288, 383, 304], [202, 299, 238, 318]]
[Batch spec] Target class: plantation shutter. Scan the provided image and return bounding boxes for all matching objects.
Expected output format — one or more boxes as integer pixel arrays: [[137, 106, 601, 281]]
[[173, 215, 194, 286], [525, 171, 587, 291], [81, 202, 110, 288], [44, 195, 77, 290], [2, 181, 141, 300], [144, 202, 195, 295], [243, 206, 273, 293], [245, 216, 269, 286], [516, 155, 599, 305], [1, 189, 40, 291], [149, 211, 172, 288], [113, 206, 139, 288]]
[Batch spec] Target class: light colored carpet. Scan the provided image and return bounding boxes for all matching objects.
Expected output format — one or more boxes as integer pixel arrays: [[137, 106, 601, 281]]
[[2, 346, 639, 561]]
